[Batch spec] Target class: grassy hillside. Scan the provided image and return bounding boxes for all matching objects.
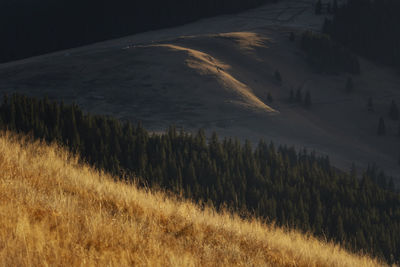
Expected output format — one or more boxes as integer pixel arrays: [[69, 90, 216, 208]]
[[0, 132, 384, 266]]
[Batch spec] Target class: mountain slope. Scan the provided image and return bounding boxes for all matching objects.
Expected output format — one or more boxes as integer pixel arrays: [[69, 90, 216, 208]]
[[0, 132, 384, 266], [150, 42, 276, 113], [1, 0, 399, 179], [2, 27, 400, 180]]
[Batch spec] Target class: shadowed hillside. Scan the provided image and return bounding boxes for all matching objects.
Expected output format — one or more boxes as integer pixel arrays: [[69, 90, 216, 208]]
[[0, 0, 273, 63], [0, 132, 385, 266], [2, 25, 400, 179]]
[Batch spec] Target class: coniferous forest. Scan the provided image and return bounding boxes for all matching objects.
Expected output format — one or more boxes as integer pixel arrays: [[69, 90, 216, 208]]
[[301, 31, 360, 74], [323, 0, 400, 68], [0, 0, 271, 63], [1, 93, 399, 264]]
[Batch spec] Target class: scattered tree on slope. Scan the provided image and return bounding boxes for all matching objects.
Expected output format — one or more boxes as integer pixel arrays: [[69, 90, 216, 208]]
[[389, 100, 399, 121], [378, 117, 386, 136], [301, 31, 360, 74]]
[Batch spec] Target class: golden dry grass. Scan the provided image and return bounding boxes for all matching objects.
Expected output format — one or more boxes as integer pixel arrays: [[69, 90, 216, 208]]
[[216, 32, 270, 51], [0, 132, 385, 267]]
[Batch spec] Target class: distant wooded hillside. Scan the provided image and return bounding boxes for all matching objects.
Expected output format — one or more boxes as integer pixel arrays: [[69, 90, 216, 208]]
[[0, 0, 270, 63], [323, 0, 400, 68]]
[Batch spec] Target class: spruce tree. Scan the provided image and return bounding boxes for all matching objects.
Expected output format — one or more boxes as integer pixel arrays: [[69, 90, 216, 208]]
[[315, 0, 322, 14], [335, 215, 345, 241], [304, 91, 312, 108], [327, 2, 332, 14], [389, 100, 399, 120], [350, 163, 357, 179], [346, 77, 354, 92], [322, 18, 331, 34], [9, 100, 16, 130], [301, 31, 360, 74], [267, 92, 273, 103], [274, 70, 282, 83], [333, 0, 338, 14], [378, 117, 386, 136], [289, 32, 295, 42], [388, 178, 395, 190], [289, 89, 294, 102], [356, 230, 368, 250], [367, 97, 374, 112], [296, 88, 302, 103]]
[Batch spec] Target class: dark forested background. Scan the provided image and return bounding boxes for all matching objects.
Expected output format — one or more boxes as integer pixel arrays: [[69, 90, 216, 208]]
[[1, 93, 399, 264], [0, 0, 271, 63], [323, 0, 400, 68], [301, 30, 360, 74]]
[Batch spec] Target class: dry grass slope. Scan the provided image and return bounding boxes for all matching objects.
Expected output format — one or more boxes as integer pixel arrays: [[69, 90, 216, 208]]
[[0, 132, 385, 266]]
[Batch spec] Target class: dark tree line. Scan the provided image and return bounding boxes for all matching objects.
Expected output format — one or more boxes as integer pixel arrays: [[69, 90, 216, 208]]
[[0, 0, 271, 63], [315, 0, 339, 15], [289, 88, 312, 108], [323, 0, 400, 68], [301, 31, 360, 74], [1, 93, 400, 263]]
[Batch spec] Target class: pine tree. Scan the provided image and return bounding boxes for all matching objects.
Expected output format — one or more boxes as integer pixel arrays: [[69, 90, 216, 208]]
[[367, 97, 374, 112], [289, 32, 295, 42], [289, 89, 294, 102], [388, 178, 395, 190], [356, 230, 368, 250], [274, 70, 282, 83], [378, 117, 386, 136], [346, 77, 354, 92], [350, 163, 357, 179], [296, 88, 302, 103], [322, 18, 331, 34], [327, 2, 332, 14], [315, 0, 322, 14], [335, 215, 345, 242], [389, 100, 399, 120], [312, 195, 324, 234], [333, 0, 338, 14], [304, 91, 312, 108], [267, 92, 273, 103]]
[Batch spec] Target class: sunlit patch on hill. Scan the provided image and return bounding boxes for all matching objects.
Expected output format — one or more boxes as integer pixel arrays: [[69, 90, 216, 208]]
[[216, 32, 270, 51], [152, 43, 277, 113]]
